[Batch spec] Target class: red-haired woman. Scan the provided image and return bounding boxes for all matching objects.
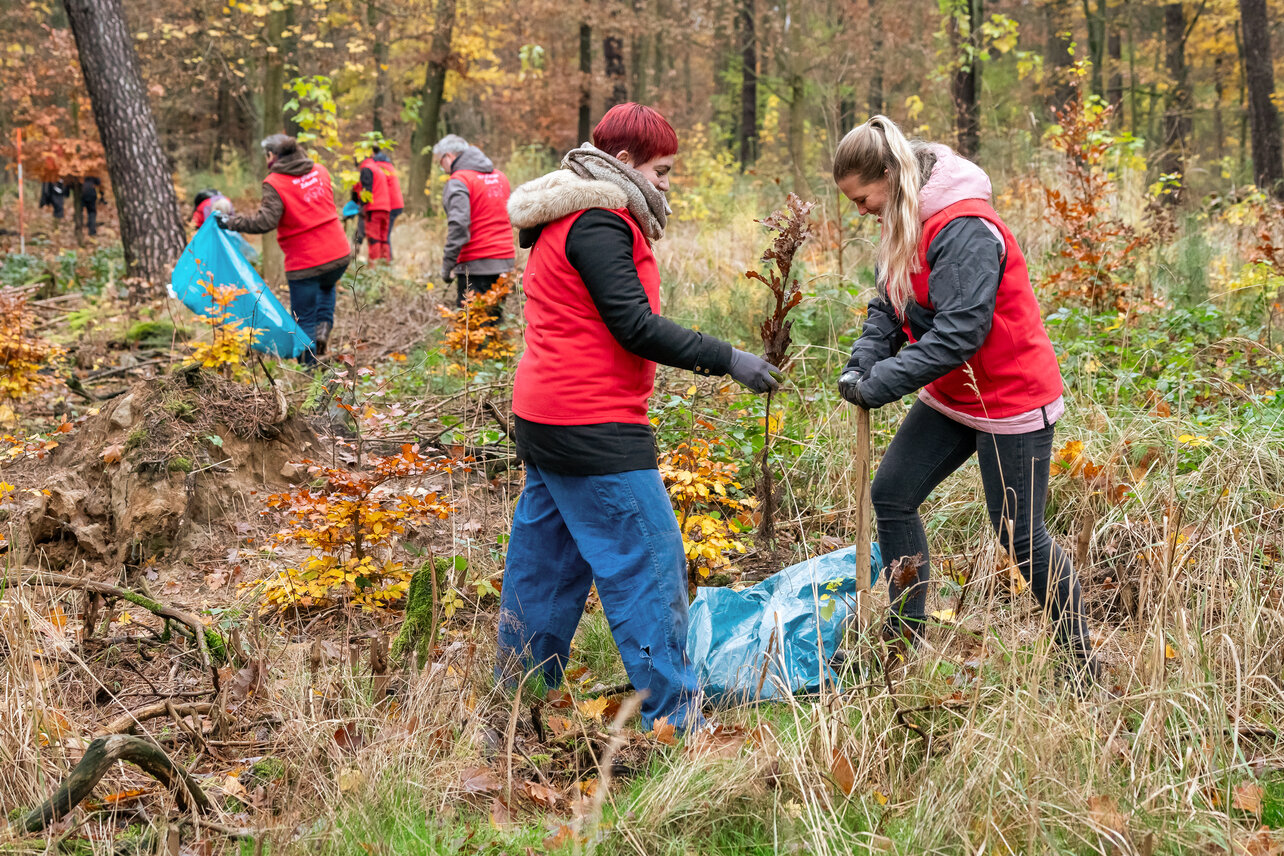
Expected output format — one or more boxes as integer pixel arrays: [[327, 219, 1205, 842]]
[[498, 104, 781, 729], [832, 115, 1098, 683]]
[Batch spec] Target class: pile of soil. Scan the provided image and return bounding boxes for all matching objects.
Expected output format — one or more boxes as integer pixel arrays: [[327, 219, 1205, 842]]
[[6, 369, 318, 569]]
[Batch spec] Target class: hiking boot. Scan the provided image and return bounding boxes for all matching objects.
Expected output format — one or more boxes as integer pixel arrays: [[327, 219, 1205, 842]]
[[313, 321, 332, 356]]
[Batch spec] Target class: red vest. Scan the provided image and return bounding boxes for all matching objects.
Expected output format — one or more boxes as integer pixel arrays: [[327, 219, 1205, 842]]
[[453, 168, 514, 263], [513, 208, 659, 425], [263, 165, 349, 272], [357, 157, 391, 211], [374, 160, 404, 210], [192, 197, 215, 228], [909, 199, 1063, 418]]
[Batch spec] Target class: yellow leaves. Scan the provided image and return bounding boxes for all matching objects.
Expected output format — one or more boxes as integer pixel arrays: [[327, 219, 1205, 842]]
[[1177, 433, 1210, 447], [0, 288, 64, 401], [575, 696, 609, 721]]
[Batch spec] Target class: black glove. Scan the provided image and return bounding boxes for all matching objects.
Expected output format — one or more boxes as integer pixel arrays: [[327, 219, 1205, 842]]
[[838, 369, 871, 408], [728, 348, 783, 393], [213, 211, 229, 229]]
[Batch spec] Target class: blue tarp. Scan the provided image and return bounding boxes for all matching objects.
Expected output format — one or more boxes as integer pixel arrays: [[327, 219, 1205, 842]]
[[168, 218, 313, 360], [687, 544, 882, 702]]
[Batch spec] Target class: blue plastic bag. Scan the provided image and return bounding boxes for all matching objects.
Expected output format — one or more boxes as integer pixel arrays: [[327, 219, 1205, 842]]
[[342, 200, 360, 219], [168, 218, 313, 360], [687, 544, 881, 702]]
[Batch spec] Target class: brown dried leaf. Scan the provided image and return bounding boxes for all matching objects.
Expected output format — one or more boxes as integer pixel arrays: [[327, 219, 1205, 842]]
[[522, 780, 560, 808], [489, 795, 512, 827], [100, 442, 124, 465], [889, 553, 925, 589], [1088, 794, 1128, 835], [333, 722, 366, 753], [651, 717, 678, 746], [686, 724, 746, 760], [545, 715, 575, 739], [228, 660, 263, 703], [831, 748, 856, 796], [543, 824, 578, 849], [460, 766, 502, 794], [1233, 782, 1264, 816]]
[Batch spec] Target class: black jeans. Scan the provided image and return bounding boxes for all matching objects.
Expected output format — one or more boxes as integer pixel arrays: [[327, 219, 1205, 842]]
[[872, 400, 1090, 657]]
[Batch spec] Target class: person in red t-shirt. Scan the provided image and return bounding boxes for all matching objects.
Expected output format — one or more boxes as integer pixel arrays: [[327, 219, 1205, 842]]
[[221, 135, 350, 364], [833, 115, 1098, 687]]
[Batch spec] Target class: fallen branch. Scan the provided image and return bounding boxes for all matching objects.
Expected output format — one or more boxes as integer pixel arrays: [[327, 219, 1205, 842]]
[[6, 571, 226, 669], [23, 735, 211, 833], [97, 701, 214, 737]]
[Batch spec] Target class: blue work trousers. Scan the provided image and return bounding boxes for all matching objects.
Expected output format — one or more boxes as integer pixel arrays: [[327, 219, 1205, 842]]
[[287, 265, 344, 365], [497, 464, 701, 729]]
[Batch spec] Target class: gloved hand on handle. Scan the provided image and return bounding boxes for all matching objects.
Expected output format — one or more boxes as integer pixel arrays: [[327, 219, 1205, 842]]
[[838, 369, 870, 408]]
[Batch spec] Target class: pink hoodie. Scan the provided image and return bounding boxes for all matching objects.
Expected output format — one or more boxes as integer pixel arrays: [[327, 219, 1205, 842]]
[[913, 144, 1066, 433]]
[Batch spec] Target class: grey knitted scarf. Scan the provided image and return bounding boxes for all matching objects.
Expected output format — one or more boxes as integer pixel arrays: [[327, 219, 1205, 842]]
[[561, 143, 669, 241]]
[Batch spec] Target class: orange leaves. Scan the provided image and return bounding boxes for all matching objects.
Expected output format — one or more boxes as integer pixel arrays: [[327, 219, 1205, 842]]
[[439, 273, 516, 363], [253, 443, 459, 612], [0, 287, 64, 401], [187, 278, 260, 373], [1039, 73, 1153, 312], [1051, 440, 1135, 507]]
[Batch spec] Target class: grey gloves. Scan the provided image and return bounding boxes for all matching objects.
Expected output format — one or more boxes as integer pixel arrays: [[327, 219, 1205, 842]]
[[728, 348, 783, 393], [838, 369, 870, 408]]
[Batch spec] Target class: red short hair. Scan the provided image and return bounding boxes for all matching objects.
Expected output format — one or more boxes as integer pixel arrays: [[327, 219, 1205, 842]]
[[591, 103, 678, 166]]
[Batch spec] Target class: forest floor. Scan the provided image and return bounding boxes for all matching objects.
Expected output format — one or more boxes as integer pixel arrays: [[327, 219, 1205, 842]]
[[1, 198, 1284, 856]]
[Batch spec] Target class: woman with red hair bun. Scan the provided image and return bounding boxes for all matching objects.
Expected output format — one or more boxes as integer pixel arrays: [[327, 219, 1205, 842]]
[[497, 104, 780, 730]]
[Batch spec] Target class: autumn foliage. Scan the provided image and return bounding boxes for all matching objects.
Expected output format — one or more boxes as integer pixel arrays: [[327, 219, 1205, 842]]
[[438, 273, 516, 363], [746, 193, 815, 370], [659, 435, 754, 579], [1040, 71, 1152, 312], [0, 287, 63, 401], [253, 444, 457, 612], [187, 280, 259, 373]]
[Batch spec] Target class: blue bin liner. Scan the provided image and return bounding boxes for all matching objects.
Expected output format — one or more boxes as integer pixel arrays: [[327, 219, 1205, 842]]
[[168, 218, 312, 360], [687, 544, 881, 702]]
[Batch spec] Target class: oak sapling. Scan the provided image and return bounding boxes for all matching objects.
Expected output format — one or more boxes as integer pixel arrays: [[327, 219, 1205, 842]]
[[745, 193, 815, 544]]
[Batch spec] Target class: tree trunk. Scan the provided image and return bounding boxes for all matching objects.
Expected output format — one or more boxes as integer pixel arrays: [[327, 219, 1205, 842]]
[[631, 0, 649, 105], [1083, 0, 1106, 97], [1160, 2, 1190, 205], [866, 0, 884, 119], [1240, 0, 1284, 198], [738, 0, 758, 169], [408, 0, 458, 216], [1044, 0, 1074, 114], [604, 34, 628, 108], [62, 0, 185, 284], [951, 0, 981, 158], [370, 0, 390, 135], [260, 6, 289, 286], [579, 20, 593, 143], [1107, 28, 1123, 113]]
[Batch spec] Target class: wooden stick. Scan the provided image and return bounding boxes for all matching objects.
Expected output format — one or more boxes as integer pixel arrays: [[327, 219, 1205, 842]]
[[854, 407, 873, 630], [23, 735, 211, 832], [96, 701, 214, 737]]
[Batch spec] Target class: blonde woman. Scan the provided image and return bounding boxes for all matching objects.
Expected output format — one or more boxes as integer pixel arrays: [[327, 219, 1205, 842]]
[[833, 116, 1098, 683]]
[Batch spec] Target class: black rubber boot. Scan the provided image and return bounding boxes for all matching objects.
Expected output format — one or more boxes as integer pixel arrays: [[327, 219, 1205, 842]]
[[313, 321, 332, 356]]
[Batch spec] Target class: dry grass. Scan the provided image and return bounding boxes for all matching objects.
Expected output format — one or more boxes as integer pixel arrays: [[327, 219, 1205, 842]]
[[2, 173, 1283, 854]]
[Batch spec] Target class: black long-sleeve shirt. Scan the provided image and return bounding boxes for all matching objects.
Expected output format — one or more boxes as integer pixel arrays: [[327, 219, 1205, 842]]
[[516, 209, 735, 475]]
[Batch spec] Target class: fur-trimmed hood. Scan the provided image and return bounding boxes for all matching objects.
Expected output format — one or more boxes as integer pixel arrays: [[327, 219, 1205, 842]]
[[507, 169, 629, 231]]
